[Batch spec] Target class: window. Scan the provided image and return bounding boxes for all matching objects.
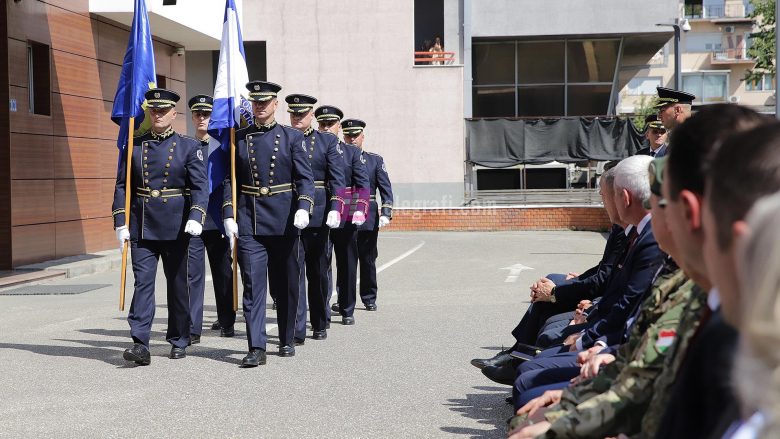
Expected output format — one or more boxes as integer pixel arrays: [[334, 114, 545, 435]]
[[413, 0, 444, 65], [682, 72, 728, 102], [626, 77, 662, 95], [746, 74, 775, 91], [244, 42, 267, 80], [472, 38, 620, 117], [27, 41, 51, 115], [685, 33, 723, 53]]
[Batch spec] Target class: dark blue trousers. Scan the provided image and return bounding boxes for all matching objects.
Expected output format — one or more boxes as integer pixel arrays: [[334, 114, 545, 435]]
[[128, 237, 191, 348], [187, 230, 235, 335], [295, 227, 331, 338], [510, 274, 573, 346], [331, 226, 359, 319], [238, 234, 301, 350], [512, 345, 580, 411], [515, 381, 571, 408], [356, 229, 379, 310]]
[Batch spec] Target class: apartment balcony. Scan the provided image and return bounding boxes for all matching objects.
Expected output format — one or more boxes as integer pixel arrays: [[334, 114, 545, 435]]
[[711, 49, 756, 65], [684, 3, 754, 21]]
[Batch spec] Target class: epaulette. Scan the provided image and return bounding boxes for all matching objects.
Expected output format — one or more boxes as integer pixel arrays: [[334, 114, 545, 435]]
[[365, 151, 382, 157]]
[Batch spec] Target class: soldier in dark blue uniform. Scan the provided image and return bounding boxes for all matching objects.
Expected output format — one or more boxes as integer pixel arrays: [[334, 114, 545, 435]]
[[186, 94, 235, 343], [222, 81, 315, 367], [316, 107, 370, 326], [286, 95, 346, 341], [342, 119, 393, 321], [113, 88, 208, 365]]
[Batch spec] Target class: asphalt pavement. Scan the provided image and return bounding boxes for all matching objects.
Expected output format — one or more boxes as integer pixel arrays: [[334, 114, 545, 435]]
[[0, 231, 605, 438]]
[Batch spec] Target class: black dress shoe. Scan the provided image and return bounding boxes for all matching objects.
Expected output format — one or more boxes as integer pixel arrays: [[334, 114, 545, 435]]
[[169, 346, 186, 360], [220, 325, 235, 338], [481, 362, 518, 386], [312, 330, 327, 340], [471, 349, 512, 370], [240, 349, 266, 368], [271, 301, 278, 310], [188, 334, 201, 345], [279, 345, 295, 357], [294, 337, 305, 346], [342, 316, 355, 325], [331, 303, 340, 313], [365, 303, 377, 311], [211, 321, 221, 330], [123, 343, 151, 366], [505, 396, 513, 405]]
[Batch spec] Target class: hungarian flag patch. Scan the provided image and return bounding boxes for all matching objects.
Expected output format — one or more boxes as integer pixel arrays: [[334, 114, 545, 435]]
[[655, 329, 676, 352]]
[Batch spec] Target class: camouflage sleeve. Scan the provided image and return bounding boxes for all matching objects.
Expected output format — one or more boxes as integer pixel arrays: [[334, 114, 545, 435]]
[[542, 282, 696, 438]]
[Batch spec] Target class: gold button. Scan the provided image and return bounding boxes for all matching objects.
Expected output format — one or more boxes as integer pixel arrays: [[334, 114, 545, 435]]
[[143, 156, 147, 160], [253, 165, 257, 170], [249, 143, 253, 146], [276, 134, 281, 138], [144, 179, 149, 183], [168, 156, 173, 160], [310, 148, 314, 151], [253, 173, 258, 177], [269, 179, 274, 183], [255, 181, 260, 185], [163, 199, 167, 203], [248, 135, 253, 140], [143, 142, 148, 147], [163, 179, 167, 183], [271, 156, 276, 160], [270, 163, 275, 168], [169, 148, 174, 152], [164, 172, 169, 176], [269, 171, 274, 176], [163, 187, 167, 190], [144, 172, 149, 176], [251, 158, 256, 162], [145, 198, 149, 203], [274, 148, 278, 152], [144, 164, 148, 168], [165, 163, 170, 168], [274, 140, 280, 145], [250, 149, 254, 153], [172, 142, 176, 146], [144, 149, 148, 153], [309, 155, 313, 159]]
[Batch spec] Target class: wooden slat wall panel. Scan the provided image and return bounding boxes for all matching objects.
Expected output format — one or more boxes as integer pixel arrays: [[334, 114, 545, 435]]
[[43, 0, 90, 17], [96, 21, 128, 66], [44, 3, 98, 59], [10, 134, 54, 180], [1, 0, 11, 269], [98, 60, 121, 101], [51, 49, 103, 99], [6, 0, 51, 46], [55, 179, 108, 222], [12, 224, 56, 266], [8, 38, 26, 88], [53, 137, 117, 179], [9, 86, 54, 136], [56, 218, 114, 258], [11, 180, 55, 226]]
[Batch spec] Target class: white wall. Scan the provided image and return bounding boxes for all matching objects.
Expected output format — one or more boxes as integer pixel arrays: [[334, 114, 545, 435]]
[[184, 51, 216, 136], [242, 0, 466, 205]]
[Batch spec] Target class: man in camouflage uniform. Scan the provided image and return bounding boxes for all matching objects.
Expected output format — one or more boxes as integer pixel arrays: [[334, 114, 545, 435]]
[[507, 157, 707, 438]]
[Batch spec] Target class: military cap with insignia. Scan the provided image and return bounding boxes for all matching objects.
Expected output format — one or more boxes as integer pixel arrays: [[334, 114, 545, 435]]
[[188, 94, 213, 112], [654, 87, 696, 109], [644, 114, 665, 130], [341, 119, 366, 136], [315, 105, 344, 122], [145, 88, 180, 108], [246, 80, 282, 102], [285, 94, 317, 113]]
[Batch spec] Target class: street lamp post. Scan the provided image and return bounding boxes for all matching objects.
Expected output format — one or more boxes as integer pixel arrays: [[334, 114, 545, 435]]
[[656, 18, 691, 91]]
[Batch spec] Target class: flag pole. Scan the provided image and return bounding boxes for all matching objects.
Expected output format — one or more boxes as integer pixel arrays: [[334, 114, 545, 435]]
[[119, 116, 135, 311], [230, 127, 238, 311]]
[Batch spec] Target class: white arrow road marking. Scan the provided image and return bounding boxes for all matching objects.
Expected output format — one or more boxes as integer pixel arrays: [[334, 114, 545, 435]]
[[502, 263, 534, 283]]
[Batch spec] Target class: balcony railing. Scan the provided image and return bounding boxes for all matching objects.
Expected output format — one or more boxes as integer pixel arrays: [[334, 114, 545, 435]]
[[414, 51, 456, 65], [684, 3, 754, 19], [711, 48, 755, 64]]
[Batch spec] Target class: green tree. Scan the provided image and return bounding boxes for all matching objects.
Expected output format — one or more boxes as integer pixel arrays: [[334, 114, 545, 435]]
[[745, 0, 776, 83], [631, 95, 660, 131]]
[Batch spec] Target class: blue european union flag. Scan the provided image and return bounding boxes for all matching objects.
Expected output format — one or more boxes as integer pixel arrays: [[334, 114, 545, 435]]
[[111, 0, 156, 151]]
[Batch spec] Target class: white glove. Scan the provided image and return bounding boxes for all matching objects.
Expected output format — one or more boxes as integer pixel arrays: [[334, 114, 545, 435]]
[[293, 209, 310, 229], [184, 220, 203, 236], [351, 211, 366, 226], [116, 226, 130, 253], [326, 210, 341, 228], [224, 218, 239, 253], [378, 215, 390, 228]]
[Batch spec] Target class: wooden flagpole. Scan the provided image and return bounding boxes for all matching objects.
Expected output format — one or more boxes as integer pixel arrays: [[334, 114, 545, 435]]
[[119, 116, 135, 311], [230, 127, 238, 311]]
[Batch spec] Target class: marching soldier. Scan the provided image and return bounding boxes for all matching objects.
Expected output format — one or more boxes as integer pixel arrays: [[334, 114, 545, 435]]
[[113, 88, 208, 365], [222, 80, 315, 367], [337, 119, 393, 323], [315, 106, 370, 326], [286, 95, 346, 341], [186, 95, 235, 342]]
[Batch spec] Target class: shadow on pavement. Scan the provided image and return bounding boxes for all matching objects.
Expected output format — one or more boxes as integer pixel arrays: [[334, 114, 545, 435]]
[[441, 385, 513, 438]]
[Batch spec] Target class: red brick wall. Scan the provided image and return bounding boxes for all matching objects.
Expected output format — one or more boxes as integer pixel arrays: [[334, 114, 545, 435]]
[[385, 206, 610, 232]]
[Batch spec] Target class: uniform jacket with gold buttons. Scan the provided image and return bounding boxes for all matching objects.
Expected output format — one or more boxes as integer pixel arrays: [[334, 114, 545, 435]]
[[302, 127, 346, 228], [222, 122, 315, 236], [112, 131, 208, 241], [357, 150, 393, 232], [337, 141, 370, 228]]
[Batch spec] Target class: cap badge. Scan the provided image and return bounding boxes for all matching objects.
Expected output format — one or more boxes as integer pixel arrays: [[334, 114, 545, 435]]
[[199, 97, 205, 103], [323, 108, 329, 113], [154, 92, 160, 98], [254, 85, 260, 91], [294, 97, 300, 103], [347, 121, 353, 127]]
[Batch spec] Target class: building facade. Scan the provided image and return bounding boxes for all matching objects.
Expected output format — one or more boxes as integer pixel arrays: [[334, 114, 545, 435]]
[[618, 0, 776, 115]]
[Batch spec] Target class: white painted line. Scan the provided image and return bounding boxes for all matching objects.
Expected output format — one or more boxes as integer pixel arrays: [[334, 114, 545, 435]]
[[356, 240, 426, 286], [501, 263, 534, 283]]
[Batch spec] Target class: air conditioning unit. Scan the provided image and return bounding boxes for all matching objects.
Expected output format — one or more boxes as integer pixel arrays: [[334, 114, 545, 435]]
[[729, 95, 741, 103], [724, 25, 736, 33]]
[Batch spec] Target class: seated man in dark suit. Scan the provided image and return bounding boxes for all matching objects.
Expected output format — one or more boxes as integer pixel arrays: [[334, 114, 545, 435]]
[[472, 165, 627, 372], [635, 114, 667, 158], [482, 156, 663, 395]]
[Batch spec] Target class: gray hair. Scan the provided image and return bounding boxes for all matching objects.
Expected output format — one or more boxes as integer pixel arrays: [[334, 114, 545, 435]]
[[733, 191, 780, 435], [612, 155, 653, 206]]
